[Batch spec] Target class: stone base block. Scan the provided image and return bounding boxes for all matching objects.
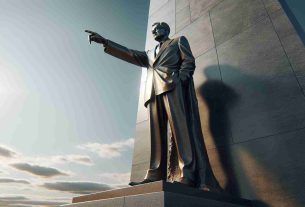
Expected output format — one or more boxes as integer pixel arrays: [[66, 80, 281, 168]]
[[61, 181, 252, 207]]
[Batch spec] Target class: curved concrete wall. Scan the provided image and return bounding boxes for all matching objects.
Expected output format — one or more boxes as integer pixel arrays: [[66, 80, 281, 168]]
[[130, 0, 305, 206]]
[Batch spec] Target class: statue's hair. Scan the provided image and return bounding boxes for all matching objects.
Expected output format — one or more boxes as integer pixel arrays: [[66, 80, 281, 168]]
[[152, 22, 170, 35]]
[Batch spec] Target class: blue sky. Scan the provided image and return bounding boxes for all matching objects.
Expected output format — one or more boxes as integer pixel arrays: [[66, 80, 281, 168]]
[[0, 0, 149, 206]]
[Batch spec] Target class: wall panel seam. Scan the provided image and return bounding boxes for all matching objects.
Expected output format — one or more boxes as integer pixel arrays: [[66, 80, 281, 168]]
[[175, 4, 191, 33], [190, 0, 226, 23], [205, 125, 305, 152], [208, 7, 235, 144], [232, 125, 305, 146], [214, 16, 269, 50], [208, 11, 222, 82]]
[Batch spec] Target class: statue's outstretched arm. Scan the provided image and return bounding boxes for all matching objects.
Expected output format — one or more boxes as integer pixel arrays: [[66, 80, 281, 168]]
[[85, 30, 148, 68], [104, 40, 148, 68]]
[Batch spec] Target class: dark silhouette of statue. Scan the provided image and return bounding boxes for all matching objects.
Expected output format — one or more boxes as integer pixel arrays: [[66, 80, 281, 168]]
[[85, 22, 222, 192]]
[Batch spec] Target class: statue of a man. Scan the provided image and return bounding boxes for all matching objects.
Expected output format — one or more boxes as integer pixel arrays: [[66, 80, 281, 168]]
[[85, 22, 222, 192]]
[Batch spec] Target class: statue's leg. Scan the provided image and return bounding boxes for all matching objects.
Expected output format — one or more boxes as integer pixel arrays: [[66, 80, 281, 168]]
[[144, 93, 168, 181], [162, 82, 196, 184], [167, 127, 181, 182]]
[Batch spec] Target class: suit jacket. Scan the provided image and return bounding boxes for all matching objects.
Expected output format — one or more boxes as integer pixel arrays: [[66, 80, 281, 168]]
[[104, 36, 195, 107]]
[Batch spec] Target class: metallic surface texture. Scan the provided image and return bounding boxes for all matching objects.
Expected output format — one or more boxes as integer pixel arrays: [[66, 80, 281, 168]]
[[103, 25, 221, 190]]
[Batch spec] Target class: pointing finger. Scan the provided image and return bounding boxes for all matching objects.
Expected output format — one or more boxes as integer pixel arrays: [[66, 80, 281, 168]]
[[85, 30, 96, 35]]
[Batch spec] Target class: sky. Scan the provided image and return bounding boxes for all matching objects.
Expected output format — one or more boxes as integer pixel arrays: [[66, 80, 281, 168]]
[[0, 0, 149, 206]]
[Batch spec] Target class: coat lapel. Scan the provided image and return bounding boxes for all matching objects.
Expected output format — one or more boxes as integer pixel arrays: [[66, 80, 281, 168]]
[[153, 38, 174, 66]]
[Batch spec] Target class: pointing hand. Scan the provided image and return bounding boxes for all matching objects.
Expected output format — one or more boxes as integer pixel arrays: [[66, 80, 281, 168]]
[[85, 30, 107, 45]]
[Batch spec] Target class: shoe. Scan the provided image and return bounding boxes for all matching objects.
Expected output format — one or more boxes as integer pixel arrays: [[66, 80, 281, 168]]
[[198, 184, 224, 193], [199, 186, 211, 191], [128, 178, 158, 186], [173, 177, 195, 187]]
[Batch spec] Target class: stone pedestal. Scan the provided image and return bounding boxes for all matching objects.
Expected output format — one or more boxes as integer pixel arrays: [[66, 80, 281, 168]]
[[61, 181, 253, 207]]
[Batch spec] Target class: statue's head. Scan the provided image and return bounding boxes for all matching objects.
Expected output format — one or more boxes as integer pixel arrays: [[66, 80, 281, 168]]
[[151, 22, 170, 42]]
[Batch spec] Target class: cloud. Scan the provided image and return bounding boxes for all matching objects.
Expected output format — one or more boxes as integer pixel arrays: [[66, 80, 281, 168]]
[[10, 163, 68, 178], [42, 181, 112, 194], [100, 172, 130, 184], [0, 143, 93, 167], [78, 138, 134, 158], [0, 178, 30, 184], [0, 196, 27, 201], [0, 196, 67, 206], [50, 154, 93, 166], [0, 145, 17, 158]]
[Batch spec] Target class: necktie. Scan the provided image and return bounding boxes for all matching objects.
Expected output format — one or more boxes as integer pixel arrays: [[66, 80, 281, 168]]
[[155, 43, 162, 57]]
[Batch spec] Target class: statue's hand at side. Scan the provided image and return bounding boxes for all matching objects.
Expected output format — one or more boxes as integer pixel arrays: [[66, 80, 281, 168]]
[[179, 72, 190, 86], [85, 30, 107, 45]]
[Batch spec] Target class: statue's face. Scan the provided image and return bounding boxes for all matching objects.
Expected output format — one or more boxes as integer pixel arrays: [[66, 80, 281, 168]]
[[152, 24, 168, 42]]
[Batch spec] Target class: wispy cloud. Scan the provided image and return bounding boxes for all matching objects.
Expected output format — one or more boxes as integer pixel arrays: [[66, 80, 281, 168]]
[[10, 163, 68, 178], [42, 181, 112, 194], [0, 196, 27, 201], [0, 178, 30, 185], [0, 145, 17, 158], [78, 138, 134, 158], [0, 196, 67, 206], [50, 154, 93, 166], [0, 143, 93, 167]]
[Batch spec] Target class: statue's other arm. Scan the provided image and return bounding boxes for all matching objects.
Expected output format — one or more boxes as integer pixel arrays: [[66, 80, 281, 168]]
[[178, 36, 195, 82]]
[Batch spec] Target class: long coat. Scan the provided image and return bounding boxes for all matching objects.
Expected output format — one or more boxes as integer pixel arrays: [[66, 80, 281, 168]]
[[104, 36, 221, 189]]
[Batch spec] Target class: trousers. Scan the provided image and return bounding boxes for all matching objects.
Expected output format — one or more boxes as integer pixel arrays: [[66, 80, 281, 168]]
[[144, 81, 196, 181]]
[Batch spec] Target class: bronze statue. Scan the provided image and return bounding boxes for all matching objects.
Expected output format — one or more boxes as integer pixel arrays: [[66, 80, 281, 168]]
[[85, 22, 222, 192]]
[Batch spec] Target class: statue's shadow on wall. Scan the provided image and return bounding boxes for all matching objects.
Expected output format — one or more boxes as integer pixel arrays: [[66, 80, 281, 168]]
[[198, 65, 270, 207], [198, 65, 239, 194]]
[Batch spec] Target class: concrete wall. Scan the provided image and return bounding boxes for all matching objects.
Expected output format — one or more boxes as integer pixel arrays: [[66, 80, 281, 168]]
[[130, 0, 305, 206]]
